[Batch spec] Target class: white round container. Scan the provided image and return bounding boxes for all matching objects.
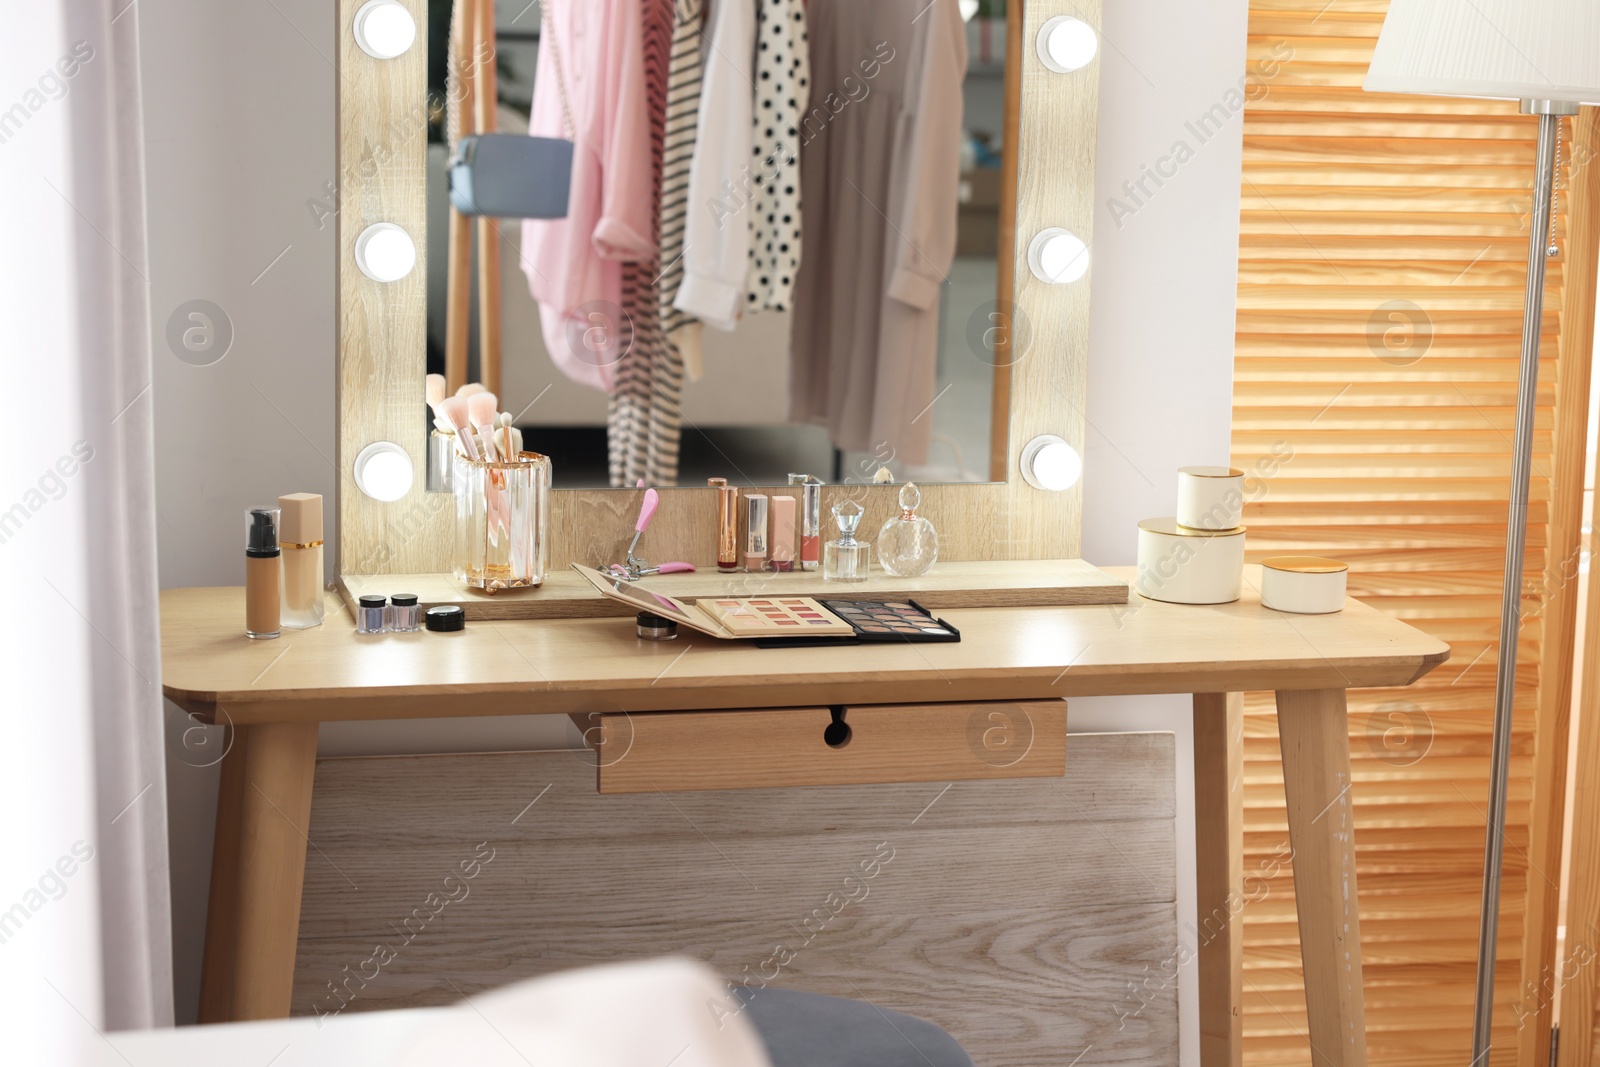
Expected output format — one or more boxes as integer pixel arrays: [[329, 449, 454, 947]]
[[1135, 518, 1246, 605], [1260, 556, 1348, 614], [1176, 466, 1245, 531]]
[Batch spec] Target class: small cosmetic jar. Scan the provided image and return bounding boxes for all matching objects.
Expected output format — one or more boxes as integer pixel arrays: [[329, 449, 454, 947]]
[[356, 594, 388, 634], [389, 593, 421, 632], [1176, 466, 1245, 531], [425, 604, 465, 632], [1135, 517, 1246, 605], [636, 610, 678, 641], [1260, 556, 1348, 614]]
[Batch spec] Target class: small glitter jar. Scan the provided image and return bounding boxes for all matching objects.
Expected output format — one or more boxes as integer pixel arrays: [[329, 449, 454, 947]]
[[355, 594, 388, 634], [389, 593, 421, 632]]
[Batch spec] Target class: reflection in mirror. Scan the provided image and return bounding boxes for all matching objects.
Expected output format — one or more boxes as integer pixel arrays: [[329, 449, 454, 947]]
[[426, 0, 1016, 488]]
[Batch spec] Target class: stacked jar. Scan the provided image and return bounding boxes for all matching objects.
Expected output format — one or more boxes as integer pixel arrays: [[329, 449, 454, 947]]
[[1134, 467, 1246, 605]]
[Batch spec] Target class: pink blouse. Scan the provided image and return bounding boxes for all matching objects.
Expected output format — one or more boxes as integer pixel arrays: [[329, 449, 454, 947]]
[[520, 0, 657, 392]]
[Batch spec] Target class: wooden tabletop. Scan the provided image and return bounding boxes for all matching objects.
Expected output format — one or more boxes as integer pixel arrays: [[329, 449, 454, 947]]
[[160, 567, 1449, 724]]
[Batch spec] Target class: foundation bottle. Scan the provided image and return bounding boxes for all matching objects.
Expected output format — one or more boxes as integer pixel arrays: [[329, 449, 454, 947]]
[[245, 507, 281, 639], [278, 492, 325, 629]]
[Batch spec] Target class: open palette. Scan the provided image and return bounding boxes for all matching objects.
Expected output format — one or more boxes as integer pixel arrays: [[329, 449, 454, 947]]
[[573, 565, 852, 639], [571, 565, 960, 644]]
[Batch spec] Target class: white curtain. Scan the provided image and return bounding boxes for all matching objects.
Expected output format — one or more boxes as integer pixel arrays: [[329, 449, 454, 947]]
[[0, 0, 173, 1041]]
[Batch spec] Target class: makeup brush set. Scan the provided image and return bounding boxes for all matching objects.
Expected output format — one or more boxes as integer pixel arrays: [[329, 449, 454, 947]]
[[427, 373, 524, 465]]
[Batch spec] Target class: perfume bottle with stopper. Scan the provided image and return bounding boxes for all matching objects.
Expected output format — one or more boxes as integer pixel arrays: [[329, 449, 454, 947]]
[[823, 499, 871, 582], [877, 482, 939, 577], [278, 492, 325, 629], [244, 507, 280, 639]]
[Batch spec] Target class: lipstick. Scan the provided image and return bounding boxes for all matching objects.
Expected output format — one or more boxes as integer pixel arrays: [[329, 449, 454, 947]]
[[770, 495, 796, 572], [744, 493, 769, 572], [800, 476, 822, 571], [710, 477, 740, 573]]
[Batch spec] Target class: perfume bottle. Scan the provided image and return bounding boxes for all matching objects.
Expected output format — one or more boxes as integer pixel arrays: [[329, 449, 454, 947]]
[[877, 482, 939, 577], [823, 499, 871, 582]]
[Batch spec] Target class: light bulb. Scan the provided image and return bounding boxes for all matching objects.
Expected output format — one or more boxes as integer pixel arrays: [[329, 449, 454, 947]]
[[353, 0, 417, 60], [1021, 435, 1082, 492], [1037, 16, 1097, 74], [354, 441, 414, 502], [1028, 228, 1089, 284], [355, 223, 417, 283]]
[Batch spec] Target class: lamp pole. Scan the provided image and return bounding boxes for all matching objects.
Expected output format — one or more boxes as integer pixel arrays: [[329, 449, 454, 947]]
[[1471, 99, 1576, 1064]]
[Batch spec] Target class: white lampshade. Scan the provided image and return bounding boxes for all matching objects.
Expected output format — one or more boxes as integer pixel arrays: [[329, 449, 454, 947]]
[[1365, 0, 1600, 104]]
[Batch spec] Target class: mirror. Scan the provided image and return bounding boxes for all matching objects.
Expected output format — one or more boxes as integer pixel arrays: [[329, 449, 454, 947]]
[[423, 0, 1019, 489]]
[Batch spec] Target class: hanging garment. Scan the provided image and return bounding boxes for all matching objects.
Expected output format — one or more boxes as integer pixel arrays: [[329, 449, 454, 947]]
[[646, 0, 707, 486], [521, 0, 656, 394], [788, 0, 967, 466], [745, 0, 811, 313], [673, 0, 757, 356], [607, 0, 676, 486]]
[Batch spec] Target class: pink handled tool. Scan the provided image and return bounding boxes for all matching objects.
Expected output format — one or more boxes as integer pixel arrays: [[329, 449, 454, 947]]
[[609, 487, 695, 580]]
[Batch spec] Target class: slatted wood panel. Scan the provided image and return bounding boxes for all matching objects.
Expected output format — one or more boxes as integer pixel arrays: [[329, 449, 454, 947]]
[[1230, 4, 1583, 1066], [290, 734, 1179, 1067]]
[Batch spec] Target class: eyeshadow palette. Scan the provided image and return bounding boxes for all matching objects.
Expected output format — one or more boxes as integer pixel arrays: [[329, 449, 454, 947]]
[[819, 599, 961, 643], [701, 596, 856, 637]]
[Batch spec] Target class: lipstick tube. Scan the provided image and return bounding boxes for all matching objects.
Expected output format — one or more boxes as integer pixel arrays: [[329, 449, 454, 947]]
[[710, 478, 740, 573], [800, 477, 822, 571], [744, 493, 769, 572], [770, 495, 796, 572]]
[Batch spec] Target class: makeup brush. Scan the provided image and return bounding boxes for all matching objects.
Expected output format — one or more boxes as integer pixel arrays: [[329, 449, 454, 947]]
[[436, 395, 479, 461], [468, 392, 500, 461], [456, 382, 487, 398], [426, 373, 446, 410]]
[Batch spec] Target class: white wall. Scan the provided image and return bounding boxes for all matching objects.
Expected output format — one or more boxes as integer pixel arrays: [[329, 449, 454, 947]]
[[138, 0, 1250, 1051], [1080, 3, 1251, 1066]]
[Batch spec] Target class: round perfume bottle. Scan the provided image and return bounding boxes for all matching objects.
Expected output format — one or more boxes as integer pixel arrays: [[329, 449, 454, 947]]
[[877, 482, 939, 577], [823, 499, 872, 582]]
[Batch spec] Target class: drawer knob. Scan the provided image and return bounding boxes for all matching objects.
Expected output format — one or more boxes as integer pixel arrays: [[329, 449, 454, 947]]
[[823, 707, 852, 749]]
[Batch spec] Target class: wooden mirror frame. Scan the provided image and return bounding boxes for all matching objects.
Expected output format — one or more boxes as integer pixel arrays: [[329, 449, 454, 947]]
[[335, 0, 1100, 577]]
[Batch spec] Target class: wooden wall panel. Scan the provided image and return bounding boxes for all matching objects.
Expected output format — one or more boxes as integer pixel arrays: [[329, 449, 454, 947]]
[[291, 733, 1179, 1067], [1230, 4, 1589, 1066]]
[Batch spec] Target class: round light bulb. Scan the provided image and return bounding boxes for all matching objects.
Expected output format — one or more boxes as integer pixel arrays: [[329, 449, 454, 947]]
[[354, 441, 414, 502], [1037, 16, 1098, 74], [1021, 435, 1082, 492], [1028, 228, 1089, 285], [353, 0, 417, 60], [355, 223, 416, 283]]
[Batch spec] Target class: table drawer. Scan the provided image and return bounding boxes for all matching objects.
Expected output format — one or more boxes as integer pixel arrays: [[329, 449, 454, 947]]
[[585, 700, 1066, 794]]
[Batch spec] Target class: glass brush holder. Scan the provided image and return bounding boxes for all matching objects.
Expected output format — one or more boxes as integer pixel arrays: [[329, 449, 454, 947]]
[[453, 450, 552, 592]]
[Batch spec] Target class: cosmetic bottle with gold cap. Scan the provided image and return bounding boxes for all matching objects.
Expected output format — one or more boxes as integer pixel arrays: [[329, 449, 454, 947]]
[[278, 492, 325, 629]]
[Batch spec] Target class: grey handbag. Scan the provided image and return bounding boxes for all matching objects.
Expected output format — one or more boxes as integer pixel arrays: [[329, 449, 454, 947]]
[[448, 134, 573, 218]]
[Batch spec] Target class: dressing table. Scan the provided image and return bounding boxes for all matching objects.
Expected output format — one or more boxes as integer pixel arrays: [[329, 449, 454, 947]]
[[161, 567, 1448, 1067], [164, 1, 1450, 1063]]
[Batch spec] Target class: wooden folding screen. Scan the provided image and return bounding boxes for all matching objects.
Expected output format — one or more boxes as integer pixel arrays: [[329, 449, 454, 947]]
[[1229, 3, 1593, 1065]]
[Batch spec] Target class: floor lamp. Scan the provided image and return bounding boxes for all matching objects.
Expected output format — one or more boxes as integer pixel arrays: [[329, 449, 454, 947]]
[[1364, 1, 1600, 1059]]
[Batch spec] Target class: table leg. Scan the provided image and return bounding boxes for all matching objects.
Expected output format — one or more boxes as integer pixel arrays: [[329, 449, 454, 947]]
[[228, 721, 319, 1020], [198, 722, 250, 1023], [1194, 692, 1244, 1067], [1276, 688, 1367, 1067]]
